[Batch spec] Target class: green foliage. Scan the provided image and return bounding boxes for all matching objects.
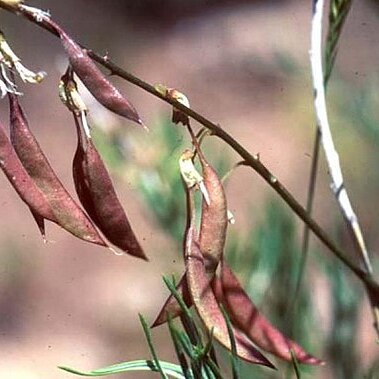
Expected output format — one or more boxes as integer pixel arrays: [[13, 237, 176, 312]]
[[134, 118, 187, 244], [325, 263, 361, 379], [324, 0, 353, 84], [59, 360, 186, 378]]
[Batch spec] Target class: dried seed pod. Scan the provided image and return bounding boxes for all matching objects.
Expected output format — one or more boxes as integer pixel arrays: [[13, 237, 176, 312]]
[[197, 149, 227, 275], [0, 120, 55, 223], [184, 187, 274, 368], [8, 92, 107, 246], [72, 116, 147, 259], [215, 263, 323, 365], [152, 147, 226, 326], [44, 18, 142, 125]]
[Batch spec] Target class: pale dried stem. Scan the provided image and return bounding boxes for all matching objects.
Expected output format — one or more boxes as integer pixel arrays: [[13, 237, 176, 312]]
[[310, 0, 372, 274], [311, 0, 378, 335]]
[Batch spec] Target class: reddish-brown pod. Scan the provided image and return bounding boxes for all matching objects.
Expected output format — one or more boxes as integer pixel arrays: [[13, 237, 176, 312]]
[[184, 187, 274, 368], [197, 150, 228, 275], [0, 120, 55, 224], [152, 148, 227, 326], [73, 118, 147, 259], [8, 92, 107, 246], [45, 18, 142, 125], [216, 263, 324, 365]]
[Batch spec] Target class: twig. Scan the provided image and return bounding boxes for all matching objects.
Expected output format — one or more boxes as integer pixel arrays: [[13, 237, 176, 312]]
[[1, 1, 378, 294]]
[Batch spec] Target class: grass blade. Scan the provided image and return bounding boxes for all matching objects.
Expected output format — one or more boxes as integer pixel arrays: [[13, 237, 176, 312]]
[[220, 305, 240, 379], [59, 360, 186, 378], [139, 314, 167, 379]]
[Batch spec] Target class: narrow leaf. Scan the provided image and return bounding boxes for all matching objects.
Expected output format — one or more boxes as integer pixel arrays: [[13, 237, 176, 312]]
[[139, 314, 167, 379], [58, 359, 186, 378], [220, 305, 240, 379]]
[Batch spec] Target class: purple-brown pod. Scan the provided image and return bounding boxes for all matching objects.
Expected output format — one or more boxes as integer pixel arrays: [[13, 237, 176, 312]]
[[73, 118, 147, 260], [214, 263, 324, 365], [184, 187, 274, 368], [197, 149, 228, 275], [45, 18, 142, 125], [8, 92, 107, 246], [0, 120, 55, 224], [152, 148, 227, 326]]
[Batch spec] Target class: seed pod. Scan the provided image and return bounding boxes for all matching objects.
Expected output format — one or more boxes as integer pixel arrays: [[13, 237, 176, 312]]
[[8, 92, 107, 246], [72, 116, 147, 259], [197, 149, 227, 275], [215, 263, 323, 365], [152, 148, 226, 326], [184, 187, 274, 368], [44, 18, 142, 125], [0, 120, 55, 223]]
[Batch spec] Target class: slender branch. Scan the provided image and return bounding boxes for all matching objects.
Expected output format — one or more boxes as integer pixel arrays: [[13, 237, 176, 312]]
[[1, 1, 378, 293]]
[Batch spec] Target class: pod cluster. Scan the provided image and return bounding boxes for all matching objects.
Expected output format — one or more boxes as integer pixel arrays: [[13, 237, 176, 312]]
[[0, 25, 146, 259], [152, 137, 324, 368]]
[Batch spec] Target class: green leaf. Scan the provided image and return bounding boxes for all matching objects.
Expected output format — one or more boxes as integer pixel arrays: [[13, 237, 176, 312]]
[[220, 305, 240, 379], [58, 359, 186, 378], [139, 313, 167, 378], [290, 350, 302, 379]]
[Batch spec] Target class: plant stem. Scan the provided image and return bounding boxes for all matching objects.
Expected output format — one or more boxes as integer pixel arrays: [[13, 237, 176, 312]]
[[310, 0, 378, 334]]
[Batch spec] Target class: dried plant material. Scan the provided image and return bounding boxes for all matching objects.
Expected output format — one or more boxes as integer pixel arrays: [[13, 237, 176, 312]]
[[0, 31, 46, 83], [215, 263, 324, 365], [153, 146, 226, 326], [179, 149, 210, 205], [184, 187, 274, 368], [0, 0, 23, 7], [166, 88, 190, 127], [197, 149, 227, 275], [72, 116, 147, 259], [154, 84, 190, 126], [59, 68, 88, 114], [0, 120, 55, 224], [8, 91, 106, 246], [44, 18, 143, 125], [227, 209, 235, 224]]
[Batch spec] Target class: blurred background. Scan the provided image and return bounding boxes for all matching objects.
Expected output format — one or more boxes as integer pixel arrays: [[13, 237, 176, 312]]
[[0, 0, 379, 377]]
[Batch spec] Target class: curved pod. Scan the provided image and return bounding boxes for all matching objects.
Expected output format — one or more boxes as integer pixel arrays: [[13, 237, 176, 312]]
[[8, 92, 106, 246], [73, 119, 147, 259]]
